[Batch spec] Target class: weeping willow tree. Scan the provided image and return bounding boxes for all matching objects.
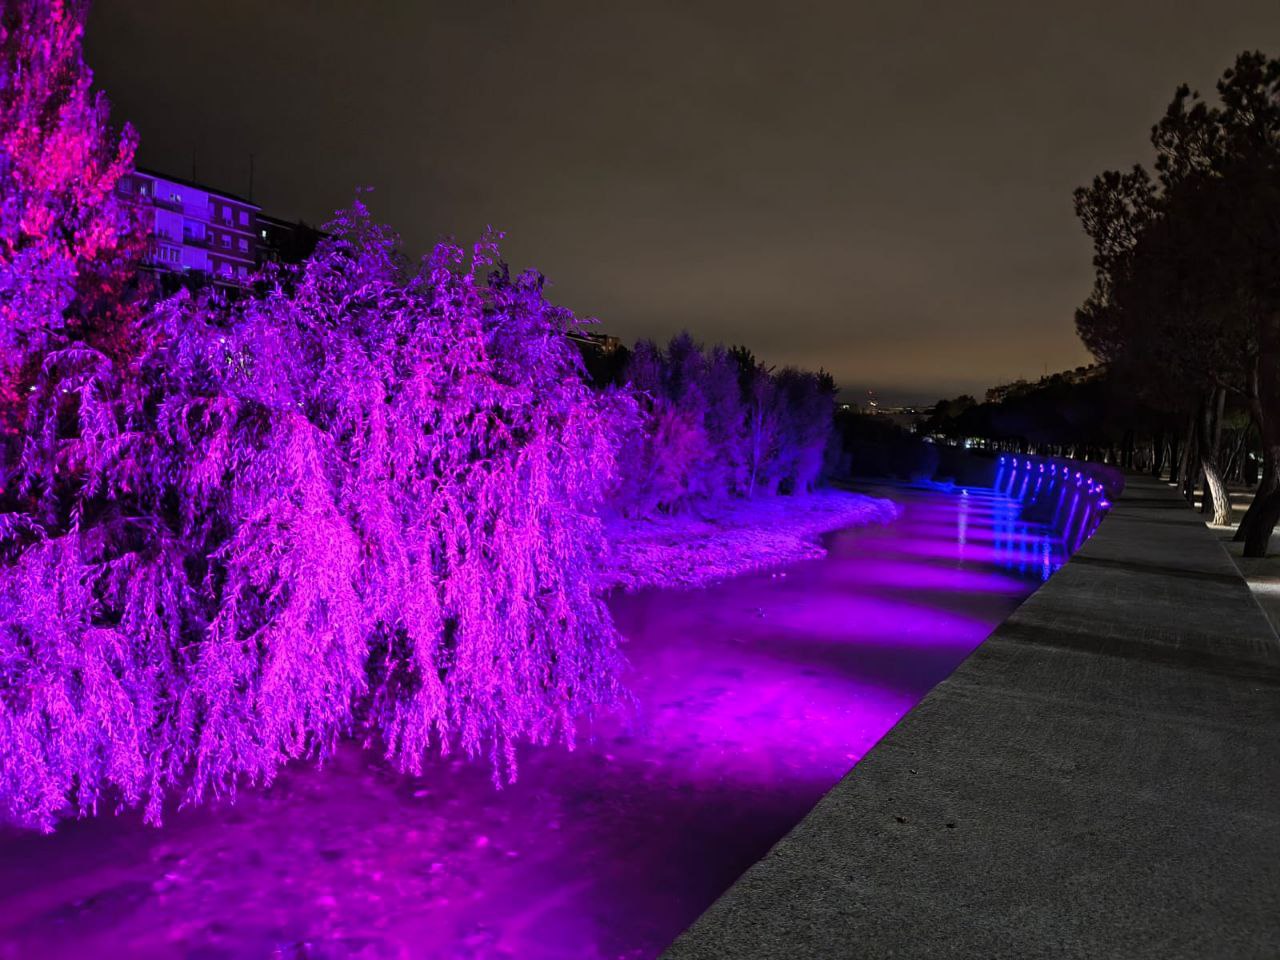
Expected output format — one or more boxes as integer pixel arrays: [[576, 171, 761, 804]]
[[1, 0, 839, 833], [0, 5, 636, 827], [3, 187, 635, 830]]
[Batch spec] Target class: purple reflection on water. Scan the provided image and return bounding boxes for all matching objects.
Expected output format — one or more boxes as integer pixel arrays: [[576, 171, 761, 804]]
[[0, 483, 1103, 959]]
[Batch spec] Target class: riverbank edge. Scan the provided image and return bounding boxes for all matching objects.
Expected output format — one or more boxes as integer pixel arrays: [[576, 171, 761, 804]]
[[662, 474, 1280, 959], [601, 489, 899, 592]]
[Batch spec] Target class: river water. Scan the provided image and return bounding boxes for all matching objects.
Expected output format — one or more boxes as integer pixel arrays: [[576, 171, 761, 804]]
[[0, 484, 1085, 960]]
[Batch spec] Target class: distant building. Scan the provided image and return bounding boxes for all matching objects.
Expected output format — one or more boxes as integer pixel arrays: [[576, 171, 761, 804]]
[[566, 331, 625, 385], [117, 168, 260, 288], [985, 378, 1032, 405], [116, 168, 322, 290], [985, 365, 1105, 404], [565, 330, 621, 356], [256, 213, 324, 267], [876, 406, 926, 433]]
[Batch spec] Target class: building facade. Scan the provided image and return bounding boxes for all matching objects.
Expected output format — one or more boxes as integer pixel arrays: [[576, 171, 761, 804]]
[[116, 168, 263, 287], [256, 212, 323, 267]]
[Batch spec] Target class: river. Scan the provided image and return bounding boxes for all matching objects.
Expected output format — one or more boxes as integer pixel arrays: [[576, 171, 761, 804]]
[[0, 483, 1086, 960]]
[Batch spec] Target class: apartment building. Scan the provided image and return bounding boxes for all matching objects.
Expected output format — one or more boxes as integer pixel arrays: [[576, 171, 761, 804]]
[[116, 168, 261, 286]]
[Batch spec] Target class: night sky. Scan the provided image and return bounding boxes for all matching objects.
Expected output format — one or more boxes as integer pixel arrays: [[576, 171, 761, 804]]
[[86, 2, 1280, 403]]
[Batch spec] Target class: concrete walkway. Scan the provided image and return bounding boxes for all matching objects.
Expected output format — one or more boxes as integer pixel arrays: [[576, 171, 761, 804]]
[[663, 476, 1280, 959]]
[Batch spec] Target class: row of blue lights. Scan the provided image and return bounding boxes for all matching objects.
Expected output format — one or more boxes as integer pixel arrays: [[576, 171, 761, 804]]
[[998, 455, 1112, 509]]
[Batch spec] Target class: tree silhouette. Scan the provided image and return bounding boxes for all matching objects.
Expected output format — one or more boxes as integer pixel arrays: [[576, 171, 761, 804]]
[[1074, 52, 1280, 548]]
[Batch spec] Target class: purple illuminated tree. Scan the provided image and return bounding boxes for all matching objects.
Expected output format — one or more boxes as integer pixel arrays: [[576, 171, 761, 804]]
[[3, 196, 635, 830], [0, 0, 156, 830], [617, 339, 713, 514], [618, 336, 834, 509], [158, 210, 633, 792], [0, 0, 142, 474], [0, 0, 839, 832]]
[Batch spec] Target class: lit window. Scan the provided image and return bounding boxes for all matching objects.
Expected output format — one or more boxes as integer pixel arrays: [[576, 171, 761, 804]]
[[239, 211, 249, 225], [238, 238, 248, 251], [221, 235, 231, 248], [261, 229, 267, 238]]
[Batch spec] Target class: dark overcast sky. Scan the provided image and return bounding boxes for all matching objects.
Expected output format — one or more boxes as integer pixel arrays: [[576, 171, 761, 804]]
[[85, 1, 1280, 403]]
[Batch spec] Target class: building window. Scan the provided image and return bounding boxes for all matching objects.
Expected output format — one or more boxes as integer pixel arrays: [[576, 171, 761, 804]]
[[238, 238, 248, 251], [239, 210, 249, 225], [221, 235, 231, 248]]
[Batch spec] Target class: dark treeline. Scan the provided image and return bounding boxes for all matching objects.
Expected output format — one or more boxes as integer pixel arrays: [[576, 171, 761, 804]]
[[927, 367, 1261, 498], [915, 52, 1280, 556], [925, 368, 1203, 470], [833, 410, 940, 483], [1071, 51, 1280, 555]]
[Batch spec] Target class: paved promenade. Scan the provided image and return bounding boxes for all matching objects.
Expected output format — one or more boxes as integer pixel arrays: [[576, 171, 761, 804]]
[[663, 475, 1280, 959]]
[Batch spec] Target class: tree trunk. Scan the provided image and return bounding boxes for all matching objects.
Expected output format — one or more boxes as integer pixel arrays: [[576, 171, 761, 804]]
[[1150, 430, 1165, 479], [1178, 412, 1198, 502], [1244, 313, 1280, 557], [1237, 360, 1277, 544], [1198, 388, 1232, 527]]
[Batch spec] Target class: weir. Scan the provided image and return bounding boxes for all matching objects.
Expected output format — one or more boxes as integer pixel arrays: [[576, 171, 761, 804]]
[[663, 474, 1280, 959]]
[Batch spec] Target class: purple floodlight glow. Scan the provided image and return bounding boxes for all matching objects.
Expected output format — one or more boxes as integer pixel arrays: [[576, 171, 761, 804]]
[[0, 7, 1124, 951], [0, 484, 1099, 958]]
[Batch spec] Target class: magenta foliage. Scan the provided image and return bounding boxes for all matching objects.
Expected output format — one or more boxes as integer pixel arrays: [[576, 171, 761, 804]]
[[618, 335, 835, 513], [2, 191, 634, 828], [149, 210, 634, 799], [0, 1, 160, 830], [0, 0, 142, 481], [0, 0, 837, 832]]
